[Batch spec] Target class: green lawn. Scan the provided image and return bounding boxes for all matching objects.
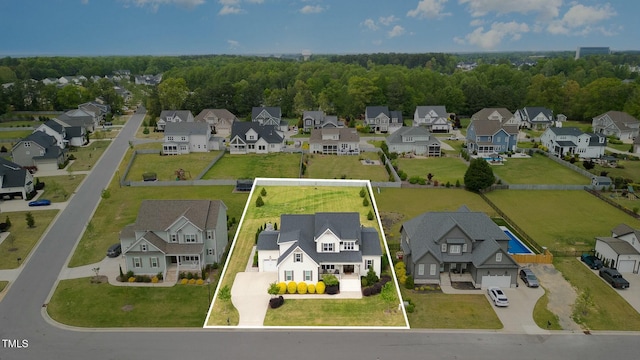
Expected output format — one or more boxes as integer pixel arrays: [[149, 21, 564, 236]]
[[396, 157, 468, 185], [607, 143, 632, 152], [485, 190, 640, 251], [125, 151, 222, 181], [492, 153, 590, 185], [68, 185, 249, 267], [532, 289, 562, 330], [0, 130, 33, 139], [0, 281, 7, 292], [47, 278, 210, 327], [592, 159, 640, 184], [555, 257, 640, 330], [563, 121, 592, 132], [0, 121, 36, 128], [68, 140, 111, 172], [305, 153, 389, 181], [37, 175, 86, 203], [0, 210, 59, 269], [207, 185, 402, 327], [202, 153, 301, 179]]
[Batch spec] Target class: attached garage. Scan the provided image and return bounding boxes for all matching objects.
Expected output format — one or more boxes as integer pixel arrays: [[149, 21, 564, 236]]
[[262, 259, 277, 272], [617, 260, 636, 273], [481, 275, 511, 288]]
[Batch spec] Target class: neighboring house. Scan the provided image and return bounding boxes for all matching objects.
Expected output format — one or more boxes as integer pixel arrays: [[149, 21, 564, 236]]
[[400, 206, 520, 288], [592, 111, 640, 141], [194, 109, 237, 137], [302, 111, 342, 133], [385, 126, 441, 157], [134, 74, 163, 86], [365, 106, 403, 133], [256, 212, 382, 285], [514, 107, 554, 130], [156, 110, 194, 132], [11, 131, 66, 172], [540, 127, 607, 159], [34, 120, 67, 149], [45, 118, 87, 147], [0, 157, 35, 200], [413, 106, 450, 133], [591, 176, 613, 188], [162, 122, 216, 155], [466, 120, 518, 155], [228, 122, 284, 155], [78, 102, 108, 124], [309, 128, 360, 155], [119, 200, 228, 279], [471, 108, 518, 126], [56, 109, 98, 133], [252, 106, 288, 131], [595, 224, 640, 273]]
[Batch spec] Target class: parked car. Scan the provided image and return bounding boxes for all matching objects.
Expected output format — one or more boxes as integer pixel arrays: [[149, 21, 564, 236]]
[[487, 286, 509, 307], [581, 254, 603, 269], [447, 135, 458, 140], [599, 267, 630, 289], [519, 268, 539, 288], [28, 199, 51, 207], [106, 243, 122, 258]]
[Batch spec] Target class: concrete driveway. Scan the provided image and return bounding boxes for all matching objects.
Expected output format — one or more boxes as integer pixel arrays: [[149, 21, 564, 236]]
[[485, 281, 546, 334], [580, 261, 640, 314], [231, 272, 277, 326]]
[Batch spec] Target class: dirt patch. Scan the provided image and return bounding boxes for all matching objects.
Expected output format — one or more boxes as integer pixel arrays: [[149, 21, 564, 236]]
[[380, 212, 405, 231], [121, 304, 134, 312], [90, 275, 108, 284], [527, 263, 581, 331], [451, 282, 479, 290]]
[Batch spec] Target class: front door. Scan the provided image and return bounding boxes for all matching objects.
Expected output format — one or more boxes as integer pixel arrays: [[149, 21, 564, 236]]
[[343, 265, 354, 274]]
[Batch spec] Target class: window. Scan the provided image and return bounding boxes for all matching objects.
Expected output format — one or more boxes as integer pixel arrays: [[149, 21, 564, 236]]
[[24, 141, 31, 147], [170, 234, 177, 243], [207, 248, 214, 256], [496, 253, 502, 262], [322, 243, 334, 252], [304, 270, 312, 282], [284, 270, 293, 281], [258, 145, 266, 151], [462, 243, 468, 252], [449, 245, 461, 254], [294, 253, 302, 263], [184, 234, 197, 243], [133, 257, 141, 268], [140, 244, 147, 252], [344, 241, 355, 250], [207, 230, 213, 240], [181, 136, 186, 141], [366, 259, 374, 270], [441, 243, 447, 252], [150, 257, 158, 268], [321, 264, 335, 272], [418, 264, 425, 276], [167, 136, 174, 141], [429, 263, 437, 276]]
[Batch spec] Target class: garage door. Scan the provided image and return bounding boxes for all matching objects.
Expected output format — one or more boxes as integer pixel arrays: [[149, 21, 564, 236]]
[[262, 259, 277, 272], [617, 260, 635, 273], [481, 275, 511, 288]]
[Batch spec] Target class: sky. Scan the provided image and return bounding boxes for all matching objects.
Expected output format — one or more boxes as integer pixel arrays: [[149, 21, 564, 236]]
[[0, 0, 637, 56]]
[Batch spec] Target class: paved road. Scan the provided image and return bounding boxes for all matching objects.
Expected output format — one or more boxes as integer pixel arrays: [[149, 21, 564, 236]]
[[2, 109, 640, 359]]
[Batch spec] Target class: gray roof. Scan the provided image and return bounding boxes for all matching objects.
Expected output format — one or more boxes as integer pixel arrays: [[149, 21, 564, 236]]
[[252, 107, 281, 120], [548, 127, 583, 136], [230, 121, 283, 144], [365, 106, 389, 119], [594, 111, 640, 131], [0, 157, 29, 189], [385, 126, 441, 146], [24, 131, 57, 149], [129, 200, 225, 232], [415, 106, 448, 118], [308, 128, 360, 144], [401, 207, 515, 268], [43, 120, 65, 134], [518, 107, 553, 122], [596, 237, 640, 255], [164, 122, 210, 136], [160, 110, 193, 122], [611, 224, 638, 238], [469, 120, 518, 136], [194, 109, 237, 122], [471, 108, 514, 122]]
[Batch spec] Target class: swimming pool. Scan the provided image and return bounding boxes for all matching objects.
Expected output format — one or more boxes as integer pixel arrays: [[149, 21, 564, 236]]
[[500, 226, 534, 254]]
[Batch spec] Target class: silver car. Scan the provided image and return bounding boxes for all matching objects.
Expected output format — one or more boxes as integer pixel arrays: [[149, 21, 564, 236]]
[[519, 268, 540, 288]]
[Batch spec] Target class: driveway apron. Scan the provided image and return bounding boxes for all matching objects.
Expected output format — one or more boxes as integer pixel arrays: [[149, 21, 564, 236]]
[[231, 272, 277, 326]]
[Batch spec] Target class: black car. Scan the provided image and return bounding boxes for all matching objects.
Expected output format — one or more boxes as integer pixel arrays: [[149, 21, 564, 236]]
[[599, 267, 630, 289], [519, 268, 539, 287], [580, 254, 603, 269], [106, 243, 121, 258]]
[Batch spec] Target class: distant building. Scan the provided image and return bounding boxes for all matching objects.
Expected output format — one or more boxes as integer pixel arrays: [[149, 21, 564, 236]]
[[575, 47, 611, 59]]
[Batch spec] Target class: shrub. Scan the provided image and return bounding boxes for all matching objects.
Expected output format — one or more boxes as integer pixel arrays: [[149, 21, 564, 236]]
[[186, 272, 193, 280], [405, 275, 414, 289], [269, 296, 284, 309], [180, 278, 188, 285], [367, 210, 374, 221], [278, 282, 287, 294], [256, 196, 264, 207], [360, 187, 366, 197], [261, 187, 267, 196], [127, 277, 135, 283], [365, 266, 378, 285], [363, 197, 369, 206], [394, 262, 407, 284], [196, 279, 204, 285], [151, 276, 159, 283], [187, 278, 196, 285], [372, 283, 382, 295], [297, 282, 308, 294], [405, 303, 415, 313], [126, 270, 134, 279], [322, 274, 339, 286], [361, 278, 369, 287], [287, 281, 297, 294], [362, 287, 372, 296], [307, 283, 316, 294], [316, 281, 326, 294]]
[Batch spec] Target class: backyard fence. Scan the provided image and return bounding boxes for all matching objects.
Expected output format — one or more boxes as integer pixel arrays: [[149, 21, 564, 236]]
[[583, 187, 640, 219], [511, 250, 553, 264]]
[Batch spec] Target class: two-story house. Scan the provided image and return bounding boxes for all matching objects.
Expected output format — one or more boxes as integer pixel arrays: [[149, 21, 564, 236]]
[[413, 106, 450, 133], [11, 131, 66, 172], [119, 200, 228, 280], [0, 157, 35, 200], [514, 107, 554, 130], [365, 106, 403, 133], [194, 109, 237, 137], [401, 206, 519, 288], [471, 108, 518, 126], [385, 126, 441, 157], [252, 106, 288, 132], [34, 120, 68, 149], [595, 224, 640, 273], [540, 127, 607, 158], [156, 110, 194, 132], [256, 212, 382, 286], [56, 108, 98, 133], [229, 122, 284, 154], [309, 128, 360, 155], [302, 111, 342, 133], [466, 120, 518, 155], [592, 111, 640, 141], [162, 122, 221, 155]]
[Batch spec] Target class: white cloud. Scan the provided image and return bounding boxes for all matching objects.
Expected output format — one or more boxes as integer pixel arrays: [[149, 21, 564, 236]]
[[379, 15, 398, 26], [469, 19, 484, 27], [300, 5, 325, 14], [461, 21, 530, 49], [388, 25, 406, 38], [124, 0, 205, 10], [407, 0, 449, 19], [362, 18, 378, 31], [227, 40, 240, 49], [547, 3, 617, 35], [81, 0, 89, 4], [219, 0, 239, 4], [219, 5, 242, 15], [458, 0, 562, 20]]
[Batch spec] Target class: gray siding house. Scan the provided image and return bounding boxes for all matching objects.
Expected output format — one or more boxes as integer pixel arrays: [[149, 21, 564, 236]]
[[229, 122, 284, 154], [252, 106, 288, 131], [194, 109, 237, 137], [308, 128, 360, 155], [157, 110, 194, 131], [302, 111, 342, 133], [365, 106, 403, 133], [385, 126, 441, 157], [0, 157, 35, 200], [400, 206, 519, 288], [162, 122, 216, 155], [11, 132, 66, 172], [119, 200, 228, 280], [592, 111, 640, 141]]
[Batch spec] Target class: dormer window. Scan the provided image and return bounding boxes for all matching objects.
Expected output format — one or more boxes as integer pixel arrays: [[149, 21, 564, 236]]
[[141, 244, 147, 252], [294, 253, 302, 262], [344, 241, 355, 250], [322, 243, 334, 252]]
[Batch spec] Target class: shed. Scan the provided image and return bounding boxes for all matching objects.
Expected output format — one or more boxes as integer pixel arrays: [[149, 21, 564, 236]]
[[236, 179, 253, 192], [591, 176, 612, 188], [595, 237, 640, 273]]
